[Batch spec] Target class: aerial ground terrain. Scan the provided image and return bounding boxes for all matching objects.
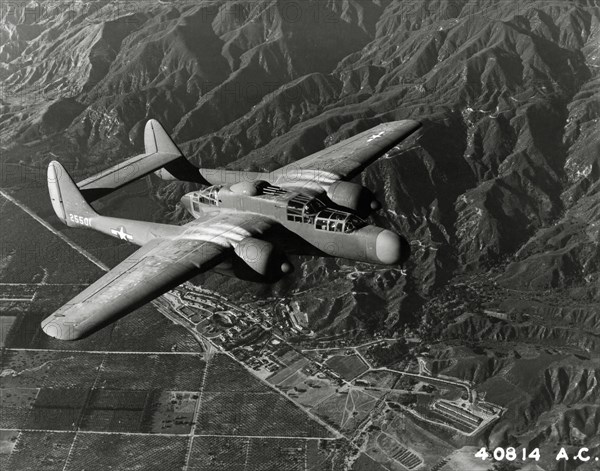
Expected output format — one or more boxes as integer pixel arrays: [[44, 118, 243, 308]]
[[0, 1, 599, 470]]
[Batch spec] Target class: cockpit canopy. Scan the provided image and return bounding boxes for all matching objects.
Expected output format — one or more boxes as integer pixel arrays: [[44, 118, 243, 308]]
[[286, 194, 365, 233], [196, 185, 221, 206], [286, 194, 325, 223], [314, 209, 366, 233]]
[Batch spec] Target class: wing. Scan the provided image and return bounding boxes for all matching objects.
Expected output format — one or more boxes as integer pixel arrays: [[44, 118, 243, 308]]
[[274, 120, 421, 184], [41, 211, 274, 340], [41, 237, 224, 340]]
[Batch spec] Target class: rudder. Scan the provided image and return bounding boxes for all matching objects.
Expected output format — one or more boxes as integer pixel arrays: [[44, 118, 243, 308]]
[[144, 119, 182, 155], [145, 119, 206, 183], [48, 161, 98, 227]]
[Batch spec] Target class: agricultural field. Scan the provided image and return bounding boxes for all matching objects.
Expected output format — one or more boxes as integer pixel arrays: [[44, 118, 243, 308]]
[[0, 186, 198, 354], [0, 350, 101, 389], [97, 353, 205, 391], [6, 295, 199, 353], [65, 434, 188, 471], [354, 370, 403, 390], [1, 350, 208, 392], [188, 436, 248, 470], [203, 353, 271, 393], [0, 171, 348, 467], [325, 353, 369, 381], [145, 390, 198, 434], [294, 377, 338, 408], [0, 194, 103, 285], [0, 316, 17, 346], [7, 296, 113, 351], [0, 387, 38, 429], [267, 357, 310, 385], [189, 436, 345, 471], [245, 438, 306, 470], [3, 431, 74, 470], [100, 305, 201, 353], [79, 389, 150, 433], [197, 391, 331, 438], [26, 387, 87, 431], [277, 368, 308, 389], [350, 452, 388, 471], [0, 430, 19, 469]]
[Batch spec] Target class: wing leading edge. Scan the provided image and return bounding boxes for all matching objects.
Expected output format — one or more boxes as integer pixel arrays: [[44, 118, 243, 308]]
[[148, 119, 422, 189], [41, 237, 226, 340], [274, 119, 422, 185], [42, 206, 276, 341]]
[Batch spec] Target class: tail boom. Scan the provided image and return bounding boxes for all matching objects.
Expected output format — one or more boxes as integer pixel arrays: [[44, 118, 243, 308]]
[[48, 160, 183, 246]]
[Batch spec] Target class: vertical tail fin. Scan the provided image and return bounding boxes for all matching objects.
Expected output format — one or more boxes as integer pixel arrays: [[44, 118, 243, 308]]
[[48, 161, 98, 227], [144, 119, 182, 155], [145, 119, 206, 183]]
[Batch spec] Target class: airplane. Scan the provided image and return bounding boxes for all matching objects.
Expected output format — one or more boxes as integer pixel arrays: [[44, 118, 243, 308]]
[[42, 118, 422, 340]]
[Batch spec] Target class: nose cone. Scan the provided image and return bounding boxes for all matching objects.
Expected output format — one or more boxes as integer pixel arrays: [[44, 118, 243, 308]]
[[375, 230, 406, 265]]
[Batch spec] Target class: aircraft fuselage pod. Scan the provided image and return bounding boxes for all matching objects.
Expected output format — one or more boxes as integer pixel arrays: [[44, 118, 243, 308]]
[[180, 181, 407, 268]]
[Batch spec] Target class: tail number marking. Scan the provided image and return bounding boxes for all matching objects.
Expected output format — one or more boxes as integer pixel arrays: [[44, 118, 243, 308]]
[[69, 214, 91, 226]]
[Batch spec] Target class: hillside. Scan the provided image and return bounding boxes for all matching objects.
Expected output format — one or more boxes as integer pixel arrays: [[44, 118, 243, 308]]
[[1, 0, 599, 468]]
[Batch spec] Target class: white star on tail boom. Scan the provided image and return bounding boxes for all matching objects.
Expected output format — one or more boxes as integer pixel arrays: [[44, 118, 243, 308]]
[[111, 226, 133, 241]]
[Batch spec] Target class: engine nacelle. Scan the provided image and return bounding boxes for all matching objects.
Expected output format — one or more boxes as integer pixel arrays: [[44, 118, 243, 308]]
[[232, 238, 292, 281], [230, 181, 263, 196], [326, 181, 380, 214]]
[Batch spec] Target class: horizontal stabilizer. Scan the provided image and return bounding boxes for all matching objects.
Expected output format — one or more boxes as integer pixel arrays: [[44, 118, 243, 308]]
[[77, 119, 205, 202]]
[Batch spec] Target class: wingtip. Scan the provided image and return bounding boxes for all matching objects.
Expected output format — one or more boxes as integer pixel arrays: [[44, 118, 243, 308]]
[[394, 118, 422, 128], [41, 317, 80, 341]]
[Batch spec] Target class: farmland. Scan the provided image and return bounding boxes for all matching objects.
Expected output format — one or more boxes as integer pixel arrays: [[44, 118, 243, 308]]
[[65, 434, 188, 471], [3, 431, 75, 470], [198, 390, 331, 438], [325, 354, 369, 381], [0, 183, 340, 468], [145, 390, 198, 434], [188, 436, 347, 471], [203, 353, 271, 393], [0, 163, 503, 469], [0, 388, 38, 429]]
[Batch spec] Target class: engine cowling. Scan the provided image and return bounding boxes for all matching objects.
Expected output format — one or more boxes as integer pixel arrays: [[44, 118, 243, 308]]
[[326, 181, 380, 214], [233, 238, 292, 281], [230, 181, 267, 196]]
